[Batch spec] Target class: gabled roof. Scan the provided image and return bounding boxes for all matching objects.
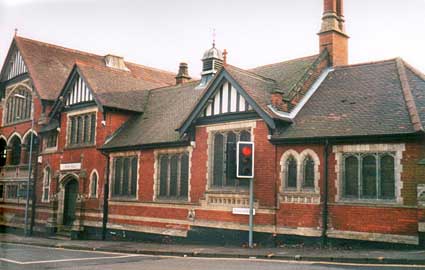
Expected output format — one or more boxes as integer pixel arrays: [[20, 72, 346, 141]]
[[272, 59, 425, 141], [12, 36, 175, 101], [104, 55, 325, 150], [102, 81, 203, 150]]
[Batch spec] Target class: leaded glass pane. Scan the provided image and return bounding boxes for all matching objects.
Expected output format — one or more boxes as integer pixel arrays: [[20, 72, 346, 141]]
[[159, 155, 168, 197], [131, 157, 138, 196], [362, 155, 377, 198], [169, 156, 179, 196], [344, 155, 358, 197], [226, 132, 237, 187], [180, 154, 189, 199], [212, 133, 224, 187], [380, 155, 395, 199], [287, 156, 297, 188], [303, 156, 315, 188]]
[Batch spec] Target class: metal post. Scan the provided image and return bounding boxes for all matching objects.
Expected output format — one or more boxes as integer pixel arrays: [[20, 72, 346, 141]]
[[249, 177, 254, 248], [24, 101, 34, 236]]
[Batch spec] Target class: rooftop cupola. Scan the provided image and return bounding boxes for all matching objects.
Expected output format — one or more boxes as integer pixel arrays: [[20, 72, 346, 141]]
[[198, 42, 224, 88]]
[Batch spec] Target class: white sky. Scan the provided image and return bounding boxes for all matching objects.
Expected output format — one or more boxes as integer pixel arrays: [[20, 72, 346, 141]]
[[0, 0, 424, 78]]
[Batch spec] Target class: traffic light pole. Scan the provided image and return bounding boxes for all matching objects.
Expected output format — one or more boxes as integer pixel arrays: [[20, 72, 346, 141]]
[[249, 177, 254, 248]]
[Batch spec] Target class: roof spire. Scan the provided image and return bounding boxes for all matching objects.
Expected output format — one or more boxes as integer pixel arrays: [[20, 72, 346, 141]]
[[14, 28, 18, 37], [212, 28, 216, 48]]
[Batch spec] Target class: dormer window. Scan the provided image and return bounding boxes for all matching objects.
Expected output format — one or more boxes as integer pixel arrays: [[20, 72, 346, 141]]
[[104, 54, 129, 71]]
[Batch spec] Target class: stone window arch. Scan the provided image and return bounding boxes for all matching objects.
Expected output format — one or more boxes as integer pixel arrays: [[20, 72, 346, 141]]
[[280, 149, 320, 193], [8, 135, 22, 166], [4, 86, 32, 125]]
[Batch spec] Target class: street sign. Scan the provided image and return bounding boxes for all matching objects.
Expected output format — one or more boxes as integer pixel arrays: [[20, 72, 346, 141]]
[[232, 207, 256, 216]]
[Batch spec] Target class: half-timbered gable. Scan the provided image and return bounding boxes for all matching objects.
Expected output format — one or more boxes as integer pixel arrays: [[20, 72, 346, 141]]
[[65, 74, 94, 107], [1, 48, 28, 82]]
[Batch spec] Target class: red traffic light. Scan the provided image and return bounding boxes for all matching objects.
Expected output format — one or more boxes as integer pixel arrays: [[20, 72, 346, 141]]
[[242, 146, 252, 157]]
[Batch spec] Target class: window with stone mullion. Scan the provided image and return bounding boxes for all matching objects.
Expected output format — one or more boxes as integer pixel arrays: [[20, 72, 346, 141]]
[[112, 156, 137, 198], [158, 153, 189, 200], [212, 130, 250, 189], [343, 153, 395, 200]]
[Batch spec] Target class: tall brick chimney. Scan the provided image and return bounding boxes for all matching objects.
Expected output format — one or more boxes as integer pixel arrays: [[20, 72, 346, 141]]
[[318, 0, 349, 66], [175, 62, 191, 85]]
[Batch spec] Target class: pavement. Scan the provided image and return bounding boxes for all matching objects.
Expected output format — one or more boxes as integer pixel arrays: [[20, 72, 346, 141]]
[[1, 232, 425, 266]]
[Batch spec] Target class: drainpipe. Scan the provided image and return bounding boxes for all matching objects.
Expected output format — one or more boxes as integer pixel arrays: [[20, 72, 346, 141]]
[[101, 152, 110, 240], [321, 139, 330, 247], [29, 140, 40, 236]]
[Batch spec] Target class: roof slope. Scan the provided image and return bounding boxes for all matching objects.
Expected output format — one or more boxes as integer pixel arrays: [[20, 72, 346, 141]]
[[273, 59, 419, 140], [15, 36, 175, 101], [102, 81, 203, 149], [77, 63, 162, 112], [250, 55, 318, 94]]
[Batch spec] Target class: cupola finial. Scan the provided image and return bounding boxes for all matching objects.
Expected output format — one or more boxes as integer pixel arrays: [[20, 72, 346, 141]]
[[212, 28, 216, 48]]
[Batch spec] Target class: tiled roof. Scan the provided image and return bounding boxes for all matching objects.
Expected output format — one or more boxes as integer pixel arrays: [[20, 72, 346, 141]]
[[102, 81, 203, 149], [249, 55, 319, 95], [15, 36, 175, 101], [272, 59, 422, 140]]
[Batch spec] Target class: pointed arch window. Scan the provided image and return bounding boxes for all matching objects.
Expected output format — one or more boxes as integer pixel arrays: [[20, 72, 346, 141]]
[[5, 88, 32, 125], [9, 136, 22, 165], [90, 171, 98, 198], [286, 156, 297, 189], [303, 156, 315, 188]]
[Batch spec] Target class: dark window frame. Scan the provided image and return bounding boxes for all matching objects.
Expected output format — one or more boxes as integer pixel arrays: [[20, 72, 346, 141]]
[[111, 156, 138, 199], [211, 129, 251, 191], [342, 152, 396, 201], [157, 152, 189, 201], [67, 112, 96, 147]]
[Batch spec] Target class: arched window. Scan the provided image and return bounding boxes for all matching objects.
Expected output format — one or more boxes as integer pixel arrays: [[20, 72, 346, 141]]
[[5, 88, 32, 124], [286, 156, 297, 189], [23, 132, 38, 164], [90, 171, 98, 198], [9, 136, 22, 166], [303, 156, 315, 188], [42, 167, 51, 202]]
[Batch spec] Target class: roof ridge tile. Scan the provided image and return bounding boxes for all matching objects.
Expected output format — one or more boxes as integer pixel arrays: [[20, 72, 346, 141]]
[[396, 58, 424, 132]]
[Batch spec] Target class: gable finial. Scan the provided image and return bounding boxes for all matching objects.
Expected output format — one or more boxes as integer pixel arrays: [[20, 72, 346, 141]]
[[212, 28, 216, 48], [14, 28, 18, 37]]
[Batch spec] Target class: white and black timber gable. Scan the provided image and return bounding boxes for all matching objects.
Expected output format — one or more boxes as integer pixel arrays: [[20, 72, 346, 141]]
[[50, 65, 98, 116], [0, 45, 28, 83], [179, 68, 277, 135]]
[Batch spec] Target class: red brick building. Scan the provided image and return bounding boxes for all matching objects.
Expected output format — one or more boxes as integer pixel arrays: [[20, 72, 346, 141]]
[[1, 0, 425, 246]]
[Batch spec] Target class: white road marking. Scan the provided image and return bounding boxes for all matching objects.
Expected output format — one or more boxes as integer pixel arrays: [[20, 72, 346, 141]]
[[1, 242, 425, 268], [1, 255, 140, 265]]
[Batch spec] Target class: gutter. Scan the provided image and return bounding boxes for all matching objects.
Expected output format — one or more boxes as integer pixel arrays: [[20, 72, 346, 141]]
[[268, 67, 334, 120]]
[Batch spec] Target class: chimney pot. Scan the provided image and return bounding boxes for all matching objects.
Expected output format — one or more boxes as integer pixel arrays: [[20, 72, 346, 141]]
[[175, 62, 191, 85]]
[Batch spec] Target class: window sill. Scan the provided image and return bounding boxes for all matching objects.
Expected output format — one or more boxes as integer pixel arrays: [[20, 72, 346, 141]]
[[65, 144, 96, 150], [109, 197, 137, 202], [2, 119, 32, 127], [206, 189, 249, 195], [333, 199, 404, 208], [154, 198, 191, 204]]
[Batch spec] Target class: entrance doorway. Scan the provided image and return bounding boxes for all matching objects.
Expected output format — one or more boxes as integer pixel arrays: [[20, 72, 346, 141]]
[[63, 178, 78, 226]]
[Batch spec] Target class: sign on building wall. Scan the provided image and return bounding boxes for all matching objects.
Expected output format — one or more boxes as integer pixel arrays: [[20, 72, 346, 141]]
[[60, 163, 81, 171]]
